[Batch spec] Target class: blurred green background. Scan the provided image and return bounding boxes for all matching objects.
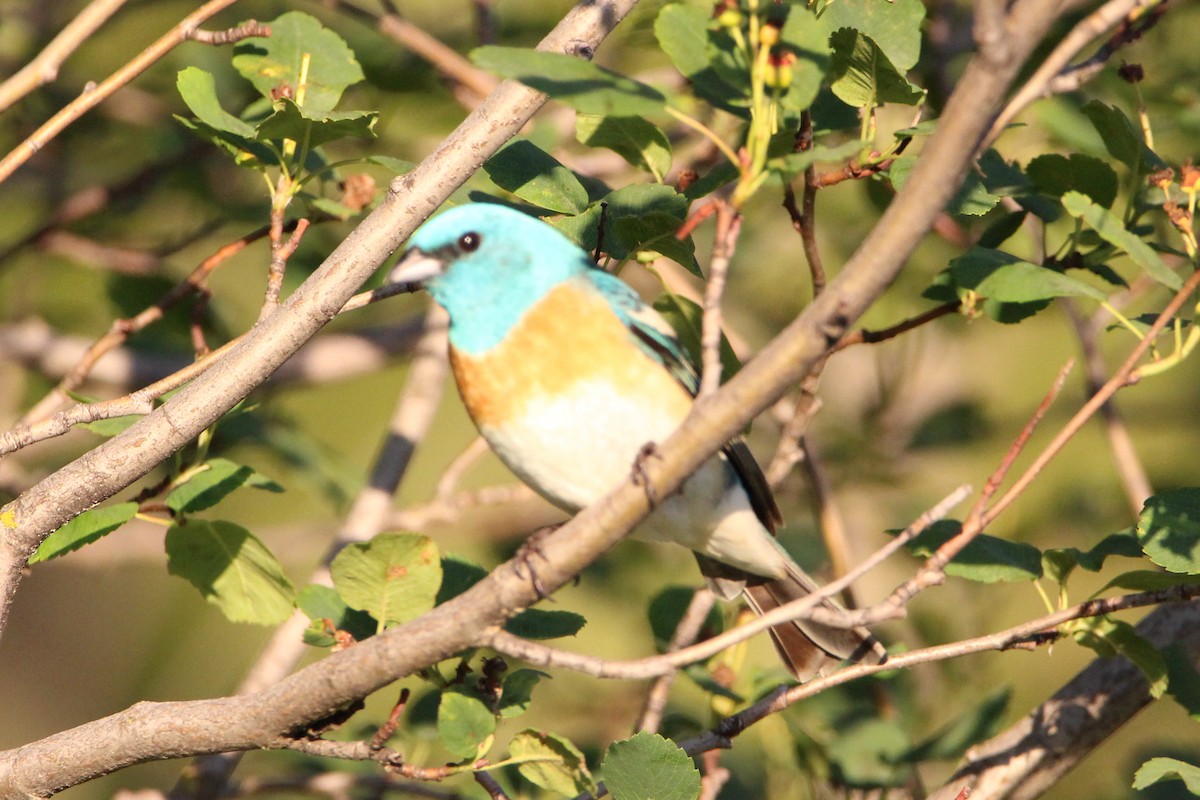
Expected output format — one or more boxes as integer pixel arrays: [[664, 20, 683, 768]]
[[1, 0, 1198, 797]]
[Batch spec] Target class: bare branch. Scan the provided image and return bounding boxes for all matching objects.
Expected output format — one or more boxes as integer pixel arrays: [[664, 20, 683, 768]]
[[0, 0, 244, 185]]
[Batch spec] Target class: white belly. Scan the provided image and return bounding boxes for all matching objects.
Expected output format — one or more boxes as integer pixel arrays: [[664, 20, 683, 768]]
[[479, 379, 788, 578]]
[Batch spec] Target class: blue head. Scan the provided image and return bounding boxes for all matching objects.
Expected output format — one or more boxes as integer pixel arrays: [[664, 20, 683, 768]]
[[389, 203, 592, 354]]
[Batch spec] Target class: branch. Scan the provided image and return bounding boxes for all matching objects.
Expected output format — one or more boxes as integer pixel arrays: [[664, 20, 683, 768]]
[[0, 0, 244, 185], [0, 0, 644, 644], [926, 600, 1200, 800], [0, 0, 130, 113]]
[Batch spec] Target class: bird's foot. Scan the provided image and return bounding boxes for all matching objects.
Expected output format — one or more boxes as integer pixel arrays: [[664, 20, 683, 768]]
[[513, 523, 562, 600], [631, 441, 662, 508]]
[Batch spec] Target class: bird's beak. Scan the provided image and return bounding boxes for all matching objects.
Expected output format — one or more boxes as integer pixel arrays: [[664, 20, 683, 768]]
[[387, 247, 444, 287]]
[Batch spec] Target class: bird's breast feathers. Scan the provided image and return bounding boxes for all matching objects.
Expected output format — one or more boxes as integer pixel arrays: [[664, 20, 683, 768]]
[[449, 281, 692, 511]]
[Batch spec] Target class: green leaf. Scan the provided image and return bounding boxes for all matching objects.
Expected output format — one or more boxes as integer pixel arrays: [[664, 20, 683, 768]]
[[1026, 153, 1118, 208], [820, 0, 925, 71], [165, 520, 295, 625], [647, 586, 723, 650], [1081, 101, 1165, 173], [1136, 489, 1200, 574], [829, 29, 922, 108], [330, 532, 442, 627], [29, 502, 139, 564], [76, 414, 144, 437], [602, 731, 701, 800], [890, 156, 1000, 216], [612, 213, 698, 273], [1095, 570, 1200, 595], [484, 140, 588, 215], [1069, 616, 1168, 698], [948, 247, 1107, 302], [176, 67, 256, 137], [1042, 530, 1142, 582], [436, 555, 489, 604], [505, 608, 587, 640], [654, 4, 746, 110], [167, 458, 280, 514], [901, 688, 1010, 762], [296, 584, 377, 646], [824, 717, 912, 788], [1165, 644, 1200, 721], [510, 729, 596, 796], [554, 184, 691, 261], [232, 12, 364, 112], [438, 688, 496, 760], [255, 99, 378, 148], [900, 520, 1043, 583], [1062, 191, 1182, 290], [652, 293, 741, 381], [472, 47, 667, 116], [767, 139, 864, 180], [776, 7, 833, 112], [576, 115, 671, 180], [1133, 757, 1200, 794], [499, 669, 549, 718]]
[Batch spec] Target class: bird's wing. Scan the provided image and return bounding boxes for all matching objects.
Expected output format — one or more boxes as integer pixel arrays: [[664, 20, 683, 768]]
[[584, 270, 782, 532]]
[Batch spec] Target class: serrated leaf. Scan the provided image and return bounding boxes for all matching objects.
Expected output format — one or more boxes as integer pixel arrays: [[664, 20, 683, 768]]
[[654, 5, 746, 110], [297, 584, 377, 646], [505, 608, 586, 640], [330, 532, 442, 627], [767, 139, 863, 180], [232, 12, 364, 112], [1026, 153, 1118, 208], [473, 47, 666, 117], [499, 669, 549, 718], [510, 729, 596, 796], [255, 99, 378, 148], [167, 458, 279, 514], [820, 0, 925, 71], [901, 688, 1010, 762], [901, 520, 1043, 583], [576, 115, 671, 180], [602, 731, 701, 800], [1081, 101, 1165, 174], [29, 502, 139, 564], [176, 67, 256, 137], [165, 520, 295, 625], [484, 140, 588, 215], [1062, 191, 1182, 290], [829, 29, 922, 108], [1133, 757, 1200, 793], [947, 246, 1107, 302], [554, 184, 690, 259], [1136, 489, 1200, 574], [438, 688, 496, 760], [890, 157, 1000, 216]]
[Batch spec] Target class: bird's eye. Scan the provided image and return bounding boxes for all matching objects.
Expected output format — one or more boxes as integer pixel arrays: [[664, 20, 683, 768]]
[[458, 232, 481, 253]]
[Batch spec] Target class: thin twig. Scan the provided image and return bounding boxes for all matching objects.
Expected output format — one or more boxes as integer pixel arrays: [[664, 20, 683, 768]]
[[832, 302, 960, 352], [486, 486, 971, 679], [0, 0, 243, 185], [634, 588, 716, 733], [0, 0, 130, 113], [260, 217, 311, 321], [699, 203, 739, 397]]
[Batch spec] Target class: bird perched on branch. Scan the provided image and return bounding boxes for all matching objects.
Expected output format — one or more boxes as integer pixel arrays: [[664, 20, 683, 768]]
[[389, 202, 883, 680]]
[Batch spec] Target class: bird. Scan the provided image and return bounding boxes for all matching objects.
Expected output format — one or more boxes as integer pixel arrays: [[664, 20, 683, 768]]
[[388, 202, 884, 680]]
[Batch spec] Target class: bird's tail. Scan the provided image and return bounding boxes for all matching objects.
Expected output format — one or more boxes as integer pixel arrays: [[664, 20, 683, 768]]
[[740, 561, 887, 681]]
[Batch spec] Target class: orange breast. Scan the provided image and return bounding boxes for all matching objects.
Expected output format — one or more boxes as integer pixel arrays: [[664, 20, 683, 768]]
[[450, 281, 691, 428]]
